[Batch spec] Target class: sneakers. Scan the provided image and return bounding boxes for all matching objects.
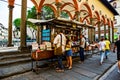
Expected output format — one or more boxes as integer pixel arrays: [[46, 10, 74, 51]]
[[118, 70, 120, 73]]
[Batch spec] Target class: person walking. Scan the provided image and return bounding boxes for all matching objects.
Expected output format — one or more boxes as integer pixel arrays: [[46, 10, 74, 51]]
[[53, 30, 66, 72], [104, 38, 111, 59], [113, 38, 120, 73], [79, 34, 85, 63], [98, 38, 106, 65], [65, 36, 73, 70]]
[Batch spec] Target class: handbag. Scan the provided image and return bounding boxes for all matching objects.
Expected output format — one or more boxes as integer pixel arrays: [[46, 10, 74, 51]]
[[54, 46, 63, 55], [54, 34, 63, 55]]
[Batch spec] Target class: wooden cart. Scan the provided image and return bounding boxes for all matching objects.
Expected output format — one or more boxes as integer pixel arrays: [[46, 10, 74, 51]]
[[31, 50, 55, 72]]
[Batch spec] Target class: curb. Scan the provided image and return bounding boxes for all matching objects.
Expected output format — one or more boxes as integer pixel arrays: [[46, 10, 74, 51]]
[[98, 62, 117, 80]]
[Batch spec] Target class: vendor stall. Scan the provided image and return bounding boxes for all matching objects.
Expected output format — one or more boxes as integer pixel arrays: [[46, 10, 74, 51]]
[[28, 18, 84, 59], [28, 18, 95, 71]]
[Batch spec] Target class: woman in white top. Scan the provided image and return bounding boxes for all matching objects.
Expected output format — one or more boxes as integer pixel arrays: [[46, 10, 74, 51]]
[[98, 38, 106, 65]]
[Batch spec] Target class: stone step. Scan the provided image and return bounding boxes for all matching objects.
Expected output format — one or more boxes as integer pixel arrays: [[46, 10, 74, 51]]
[[0, 53, 31, 60], [0, 60, 53, 79], [0, 57, 31, 67], [0, 62, 32, 79], [0, 51, 19, 56]]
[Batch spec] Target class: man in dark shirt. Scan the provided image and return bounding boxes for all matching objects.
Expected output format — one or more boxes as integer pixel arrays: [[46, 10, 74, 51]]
[[113, 39, 120, 73]]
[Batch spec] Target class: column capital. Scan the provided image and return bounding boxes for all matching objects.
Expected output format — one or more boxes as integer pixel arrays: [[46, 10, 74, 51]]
[[8, 5, 14, 9], [55, 2, 62, 8], [36, 12, 41, 15], [75, 11, 80, 14]]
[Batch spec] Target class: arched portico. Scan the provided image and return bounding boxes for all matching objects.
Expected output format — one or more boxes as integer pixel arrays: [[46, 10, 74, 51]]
[[6, 0, 118, 51]]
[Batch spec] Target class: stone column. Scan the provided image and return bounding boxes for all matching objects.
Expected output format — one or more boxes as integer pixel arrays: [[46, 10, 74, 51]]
[[88, 28, 92, 43], [19, 0, 27, 51], [75, 11, 80, 21], [98, 22, 101, 41], [7, 5, 14, 46], [92, 28, 95, 41], [112, 27, 114, 42], [88, 18, 95, 43], [104, 24, 106, 39], [55, 2, 62, 18], [36, 12, 41, 44], [108, 26, 110, 41]]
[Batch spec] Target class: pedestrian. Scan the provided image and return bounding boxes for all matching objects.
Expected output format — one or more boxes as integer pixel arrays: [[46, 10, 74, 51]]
[[113, 38, 120, 73], [98, 38, 106, 65], [104, 38, 111, 59], [53, 30, 66, 72], [65, 36, 73, 70], [79, 34, 86, 63]]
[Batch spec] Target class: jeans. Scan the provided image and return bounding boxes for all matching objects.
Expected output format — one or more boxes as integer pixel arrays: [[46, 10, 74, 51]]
[[100, 51, 105, 63], [79, 47, 84, 61], [105, 50, 110, 56], [57, 55, 64, 69]]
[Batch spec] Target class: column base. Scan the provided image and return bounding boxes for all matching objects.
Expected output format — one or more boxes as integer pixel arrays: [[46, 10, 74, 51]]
[[7, 44, 14, 47], [18, 45, 32, 52]]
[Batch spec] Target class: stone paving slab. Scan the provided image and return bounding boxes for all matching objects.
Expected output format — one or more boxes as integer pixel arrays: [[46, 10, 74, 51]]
[[1, 51, 117, 80]]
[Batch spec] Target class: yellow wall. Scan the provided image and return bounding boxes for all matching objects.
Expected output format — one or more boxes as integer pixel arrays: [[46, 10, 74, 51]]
[[80, 0, 114, 20]]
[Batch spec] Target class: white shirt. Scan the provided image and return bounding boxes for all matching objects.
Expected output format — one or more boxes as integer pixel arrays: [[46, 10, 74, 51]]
[[53, 33, 66, 52], [80, 37, 85, 48], [98, 41, 106, 51]]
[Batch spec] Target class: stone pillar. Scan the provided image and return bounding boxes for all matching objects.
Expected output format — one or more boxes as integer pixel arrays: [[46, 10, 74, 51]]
[[92, 28, 95, 42], [88, 18, 95, 43], [104, 24, 106, 39], [55, 2, 62, 18], [19, 0, 27, 51], [112, 27, 114, 42], [36, 12, 41, 44], [75, 11, 80, 21], [88, 28, 92, 43], [98, 22, 101, 41], [108, 26, 110, 41], [7, 5, 14, 46]]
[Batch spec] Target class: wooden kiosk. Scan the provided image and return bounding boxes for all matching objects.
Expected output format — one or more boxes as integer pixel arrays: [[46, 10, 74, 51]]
[[29, 18, 84, 70]]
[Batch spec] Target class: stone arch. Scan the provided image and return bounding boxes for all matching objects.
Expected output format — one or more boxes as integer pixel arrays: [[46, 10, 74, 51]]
[[79, 2, 92, 24], [94, 11, 100, 21], [107, 18, 110, 26], [80, 2, 92, 18], [62, 10, 73, 19], [42, 4, 57, 17], [31, 0, 45, 12], [73, 0, 79, 11], [101, 15, 106, 24], [60, 2, 76, 10]]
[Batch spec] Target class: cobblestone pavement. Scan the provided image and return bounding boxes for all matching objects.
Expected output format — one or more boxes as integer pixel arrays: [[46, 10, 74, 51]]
[[1, 51, 117, 80]]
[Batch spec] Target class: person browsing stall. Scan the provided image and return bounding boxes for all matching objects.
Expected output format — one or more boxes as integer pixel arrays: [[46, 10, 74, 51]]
[[53, 30, 66, 72]]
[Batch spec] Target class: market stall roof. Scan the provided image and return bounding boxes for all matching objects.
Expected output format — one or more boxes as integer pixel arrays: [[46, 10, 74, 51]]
[[28, 18, 94, 29], [27, 18, 54, 24]]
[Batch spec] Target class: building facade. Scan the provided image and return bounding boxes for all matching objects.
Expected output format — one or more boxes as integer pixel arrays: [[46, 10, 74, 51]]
[[109, 0, 120, 40]]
